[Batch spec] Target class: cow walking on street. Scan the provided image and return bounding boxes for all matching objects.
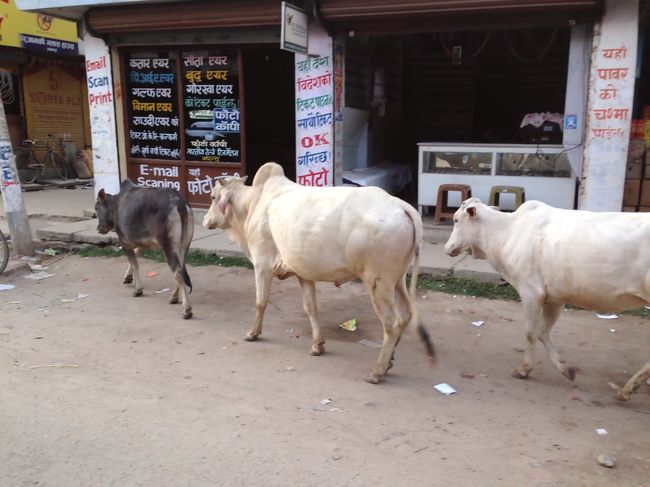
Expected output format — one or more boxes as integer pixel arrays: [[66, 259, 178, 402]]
[[444, 197, 650, 401], [202, 162, 435, 384], [96, 180, 194, 319]]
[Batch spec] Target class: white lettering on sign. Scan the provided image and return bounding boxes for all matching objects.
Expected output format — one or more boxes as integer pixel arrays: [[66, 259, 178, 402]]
[[136, 176, 180, 191]]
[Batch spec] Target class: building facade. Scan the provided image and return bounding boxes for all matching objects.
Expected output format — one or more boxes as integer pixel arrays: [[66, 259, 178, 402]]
[[18, 0, 649, 212]]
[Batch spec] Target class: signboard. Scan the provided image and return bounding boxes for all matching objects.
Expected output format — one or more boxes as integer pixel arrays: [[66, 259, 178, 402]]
[[85, 34, 120, 196], [295, 27, 333, 187], [124, 48, 245, 208], [0, 0, 78, 56], [281, 1, 308, 54], [181, 50, 241, 163], [125, 52, 181, 161]]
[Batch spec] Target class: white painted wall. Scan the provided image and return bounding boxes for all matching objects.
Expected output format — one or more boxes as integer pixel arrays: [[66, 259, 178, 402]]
[[562, 25, 591, 177], [580, 0, 639, 211]]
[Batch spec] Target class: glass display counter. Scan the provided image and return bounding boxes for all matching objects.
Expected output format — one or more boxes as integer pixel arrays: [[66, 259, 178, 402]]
[[418, 143, 576, 212]]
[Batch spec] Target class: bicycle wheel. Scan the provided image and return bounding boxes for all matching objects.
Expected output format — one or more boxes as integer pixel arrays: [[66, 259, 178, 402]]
[[0, 230, 9, 275], [15, 150, 39, 184], [50, 151, 68, 180]]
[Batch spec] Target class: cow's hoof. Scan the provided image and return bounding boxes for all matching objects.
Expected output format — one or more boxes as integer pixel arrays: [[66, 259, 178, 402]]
[[365, 374, 383, 384], [511, 368, 530, 379], [244, 333, 259, 342], [183, 310, 193, 320], [616, 388, 633, 401], [310, 342, 325, 356], [123, 276, 133, 284], [169, 296, 179, 304], [133, 289, 143, 297], [562, 366, 577, 381]]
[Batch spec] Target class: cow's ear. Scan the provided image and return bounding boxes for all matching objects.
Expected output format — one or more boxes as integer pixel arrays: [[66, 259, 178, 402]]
[[466, 205, 477, 218], [98, 189, 106, 202], [240, 175, 248, 184], [217, 192, 231, 215]]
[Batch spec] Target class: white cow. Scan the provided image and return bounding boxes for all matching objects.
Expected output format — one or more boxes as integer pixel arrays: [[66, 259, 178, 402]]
[[202, 162, 435, 383], [444, 197, 650, 401]]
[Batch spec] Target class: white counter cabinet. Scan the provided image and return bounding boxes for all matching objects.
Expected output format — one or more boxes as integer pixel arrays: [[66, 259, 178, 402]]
[[418, 143, 577, 212]]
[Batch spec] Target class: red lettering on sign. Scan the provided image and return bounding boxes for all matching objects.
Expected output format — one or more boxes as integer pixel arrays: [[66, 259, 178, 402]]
[[300, 133, 330, 148]]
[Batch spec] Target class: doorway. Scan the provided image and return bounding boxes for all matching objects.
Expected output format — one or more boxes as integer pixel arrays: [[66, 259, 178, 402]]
[[242, 48, 296, 181]]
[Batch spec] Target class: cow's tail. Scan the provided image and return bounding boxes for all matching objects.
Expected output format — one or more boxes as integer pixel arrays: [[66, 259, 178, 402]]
[[174, 201, 193, 294], [170, 253, 192, 291], [404, 205, 436, 366]]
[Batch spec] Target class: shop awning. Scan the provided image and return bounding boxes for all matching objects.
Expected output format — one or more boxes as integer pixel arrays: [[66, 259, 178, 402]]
[[318, 0, 603, 34], [77, 0, 601, 35], [86, 0, 281, 34]]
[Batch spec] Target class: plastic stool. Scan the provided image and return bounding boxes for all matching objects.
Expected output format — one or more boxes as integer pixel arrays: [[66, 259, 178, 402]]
[[489, 185, 526, 210], [433, 184, 472, 224]]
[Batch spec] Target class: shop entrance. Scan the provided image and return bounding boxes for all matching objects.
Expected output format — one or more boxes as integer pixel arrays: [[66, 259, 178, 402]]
[[341, 26, 575, 209], [243, 48, 295, 181]]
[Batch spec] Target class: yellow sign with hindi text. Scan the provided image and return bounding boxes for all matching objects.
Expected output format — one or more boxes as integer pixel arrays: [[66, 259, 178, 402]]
[[0, 0, 78, 55]]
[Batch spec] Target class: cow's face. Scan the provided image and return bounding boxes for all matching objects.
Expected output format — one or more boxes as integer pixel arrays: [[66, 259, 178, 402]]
[[444, 198, 485, 259], [95, 189, 115, 234], [202, 176, 248, 230]]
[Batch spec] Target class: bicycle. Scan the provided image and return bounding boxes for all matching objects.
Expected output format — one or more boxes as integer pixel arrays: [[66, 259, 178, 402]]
[[14, 133, 68, 184], [0, 228, 8, 275]]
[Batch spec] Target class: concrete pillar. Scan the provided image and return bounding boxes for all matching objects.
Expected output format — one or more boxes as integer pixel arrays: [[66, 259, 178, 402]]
[[84, 30, 121, 197], [0, 97, 33, 256], [580, 0, 639, 211]]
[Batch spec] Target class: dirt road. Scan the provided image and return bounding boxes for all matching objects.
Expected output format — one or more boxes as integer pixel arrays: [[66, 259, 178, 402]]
[[2, 255, 650, 486]]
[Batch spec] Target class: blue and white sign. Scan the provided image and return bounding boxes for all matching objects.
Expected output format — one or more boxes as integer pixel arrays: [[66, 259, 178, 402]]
[[564, 114, 578, 130]]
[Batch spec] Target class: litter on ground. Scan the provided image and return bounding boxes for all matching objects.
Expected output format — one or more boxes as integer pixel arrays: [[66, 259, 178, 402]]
[[596, 428, 608, 435], [434, 383, 457, 395], [147, 272, 158, 278], [155, 288, 171, 294], [339, 318, 358, 332], [0, 284, 16, 291], [596, 454, 615, 468], [596, 313, 618, 320], [23, 271, 55, 281], [20, 256, 38, 262], [471, 320, 485, 327], [358, 339, 382, 349]]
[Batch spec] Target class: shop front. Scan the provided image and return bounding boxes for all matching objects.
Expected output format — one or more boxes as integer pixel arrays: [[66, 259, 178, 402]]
[[80, 0, 296, 207], [320, 1, 603, 209], [20, 0, 645, 214], [0, 0, 89, 181], [118, 46, 295, 207]]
